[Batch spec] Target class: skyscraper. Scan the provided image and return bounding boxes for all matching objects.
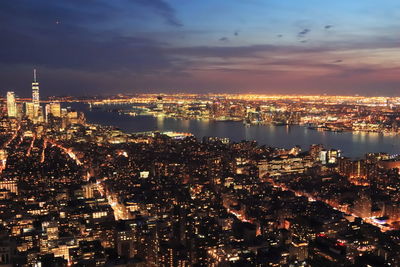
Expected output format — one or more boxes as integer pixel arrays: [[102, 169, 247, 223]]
[[25, 102, 35, 120], [49, 102, 61, 117], [6, 92, 17, 118], [32, 69, 40, 119], [45, 102, 61, 122]]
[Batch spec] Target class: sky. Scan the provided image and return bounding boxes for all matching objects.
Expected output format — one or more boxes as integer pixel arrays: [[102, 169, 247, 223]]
[[1, 0, 400, 97]]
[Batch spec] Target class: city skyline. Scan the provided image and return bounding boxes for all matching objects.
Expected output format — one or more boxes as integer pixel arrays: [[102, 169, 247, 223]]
[[3, 91, 400, 265], [1, 1, 400, 96], [3, 2, 400, 265]]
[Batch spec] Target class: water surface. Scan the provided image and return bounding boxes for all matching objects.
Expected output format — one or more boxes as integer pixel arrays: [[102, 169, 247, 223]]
[[70, 103, 400, 158]]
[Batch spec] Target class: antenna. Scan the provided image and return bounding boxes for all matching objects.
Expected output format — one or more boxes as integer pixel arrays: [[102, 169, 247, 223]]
[[33, 68, 37, 83]]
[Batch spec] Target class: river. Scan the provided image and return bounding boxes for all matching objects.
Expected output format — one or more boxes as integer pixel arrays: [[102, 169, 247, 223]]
[[69, 103, 400, 158]]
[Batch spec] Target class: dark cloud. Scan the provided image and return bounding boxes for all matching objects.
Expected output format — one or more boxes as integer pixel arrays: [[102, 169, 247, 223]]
[[0, 0, 183, 74], [325, 25, 333, 30], [169, 44, 283, 59], [0, 23, 174, 72], [298, 29, 310, 38], [333, 59, 343, 63], [0, 0, 116, 28], [0, 0, 182, 30], [0, 1, 399, 96], [132, 0, 183, 27]]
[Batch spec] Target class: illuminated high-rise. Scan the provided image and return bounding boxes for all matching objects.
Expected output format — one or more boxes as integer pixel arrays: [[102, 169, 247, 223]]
[[6, 91, 17, 118], [0, 149, 7, 173], [49, 102, 61, 117], [32, 69, 40, 118], [45, 102, 61, 122], [25, 102, 35, 120]]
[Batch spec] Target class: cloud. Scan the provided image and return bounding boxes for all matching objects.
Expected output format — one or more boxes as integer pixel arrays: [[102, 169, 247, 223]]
[[0, 0, 186, 74], [133, 0, 183, 27], [0, 22, 176, 73], [0, 0, 116, 28], [0, 0, 182, 32], [169, 44, 285, 59], [1, 1, 400, 95], [298, 29, 310, 38]]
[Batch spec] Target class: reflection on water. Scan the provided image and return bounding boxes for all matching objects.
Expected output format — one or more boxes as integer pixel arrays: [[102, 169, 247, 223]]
[[71, 103, 400, 159], [156, 116, 164, 129]]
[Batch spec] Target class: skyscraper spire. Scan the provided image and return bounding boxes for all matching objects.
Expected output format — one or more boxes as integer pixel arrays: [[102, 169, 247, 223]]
[[33, 68, 37, 83]]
